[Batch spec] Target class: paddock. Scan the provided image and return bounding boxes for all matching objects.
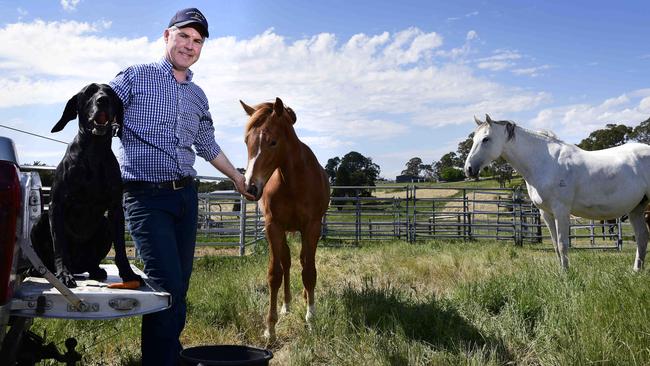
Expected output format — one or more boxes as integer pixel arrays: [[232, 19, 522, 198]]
[[20, 167, 650, 365], [31, 238, 650, 365]]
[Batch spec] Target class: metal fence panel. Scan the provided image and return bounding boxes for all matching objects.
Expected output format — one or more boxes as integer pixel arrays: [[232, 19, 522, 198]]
[[20, 165, 627, 254]]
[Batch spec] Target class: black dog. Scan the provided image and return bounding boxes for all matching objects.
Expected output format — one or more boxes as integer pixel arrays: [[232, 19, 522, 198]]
[[31, 83, 142, 288]]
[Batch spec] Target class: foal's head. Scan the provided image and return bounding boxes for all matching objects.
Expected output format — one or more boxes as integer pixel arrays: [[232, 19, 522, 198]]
[[240, 97, 297, 201], [464, 114, 515, 178]]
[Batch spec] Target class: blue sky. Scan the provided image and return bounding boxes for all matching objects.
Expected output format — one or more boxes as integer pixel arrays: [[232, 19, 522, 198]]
[[0, 1, 649, 179]]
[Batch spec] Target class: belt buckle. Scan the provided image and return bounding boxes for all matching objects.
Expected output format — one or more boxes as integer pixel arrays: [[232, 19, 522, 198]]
[[172, 180, 183, 190]]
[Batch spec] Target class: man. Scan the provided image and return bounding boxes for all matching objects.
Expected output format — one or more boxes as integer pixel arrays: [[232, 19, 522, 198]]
[[110, 8, 252, 365]]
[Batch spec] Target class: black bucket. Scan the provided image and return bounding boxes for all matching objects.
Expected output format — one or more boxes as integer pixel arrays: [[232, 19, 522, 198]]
[[180, 345, 273, 366]]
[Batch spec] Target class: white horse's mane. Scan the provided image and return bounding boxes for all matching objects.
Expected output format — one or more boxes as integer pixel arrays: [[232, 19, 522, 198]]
[[533, 128, 561, 141], [488, 119, 563, 143]]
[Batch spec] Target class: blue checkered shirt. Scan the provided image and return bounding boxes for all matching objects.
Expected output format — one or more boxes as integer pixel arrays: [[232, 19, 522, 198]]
[[109, 58, 221, 183]]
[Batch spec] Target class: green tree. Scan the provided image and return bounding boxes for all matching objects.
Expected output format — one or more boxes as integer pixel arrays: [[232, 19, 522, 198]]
[[433, 152, 463, 180], [491, 157, 514, 188], [420, 164, 434, 181], [335, 151, 380, 187], [325, 157, 340, 184], [438, 167, 465, 182], [329, 152, 381, 207], [456, 133, 474, 163], [401, 157, 423, 176], [631, 117, 650, 144], [577, 123, 633, 151]]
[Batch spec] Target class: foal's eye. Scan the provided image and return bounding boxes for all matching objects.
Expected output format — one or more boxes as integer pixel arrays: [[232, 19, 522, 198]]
[[270, 141, 277, 147], [482, 137, 490, 143]]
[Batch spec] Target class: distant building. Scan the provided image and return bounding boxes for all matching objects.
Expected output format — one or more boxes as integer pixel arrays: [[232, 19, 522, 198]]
[[395, 174, 425, 183]]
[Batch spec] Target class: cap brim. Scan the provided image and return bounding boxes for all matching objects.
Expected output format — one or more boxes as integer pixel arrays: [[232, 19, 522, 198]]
[[172, 20, 209, 37]]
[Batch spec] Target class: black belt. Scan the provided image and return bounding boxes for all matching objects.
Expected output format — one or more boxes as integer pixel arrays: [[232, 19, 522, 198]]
[[124, 176, 196, 191]]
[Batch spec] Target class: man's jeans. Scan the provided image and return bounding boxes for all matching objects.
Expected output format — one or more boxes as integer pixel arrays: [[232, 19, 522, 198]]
[[123, 182, 198, 365]]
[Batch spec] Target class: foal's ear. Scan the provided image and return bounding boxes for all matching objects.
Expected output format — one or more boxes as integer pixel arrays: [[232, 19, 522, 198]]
[[474, 115, 483, 125], [240, 100, 256, 116], [485, 114, 494, 124], [273, 97, 284, 117], [51, 94, 79, 133]]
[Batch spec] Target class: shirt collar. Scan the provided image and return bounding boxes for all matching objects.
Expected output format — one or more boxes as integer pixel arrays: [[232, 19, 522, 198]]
[[157, 57, 194, 83]]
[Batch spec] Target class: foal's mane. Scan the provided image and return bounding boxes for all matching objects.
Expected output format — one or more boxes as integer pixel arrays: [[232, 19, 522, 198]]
[[245, 103, 274, 133], [244, 102, 297, 134]]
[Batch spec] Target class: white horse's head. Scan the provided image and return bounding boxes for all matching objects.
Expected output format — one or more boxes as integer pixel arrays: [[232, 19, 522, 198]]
[[463, 114, 515, 178]]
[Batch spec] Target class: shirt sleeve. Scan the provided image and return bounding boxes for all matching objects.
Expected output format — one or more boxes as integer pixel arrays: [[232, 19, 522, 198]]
[[109, 67, 134, 108], [194, 109, 222, 162]]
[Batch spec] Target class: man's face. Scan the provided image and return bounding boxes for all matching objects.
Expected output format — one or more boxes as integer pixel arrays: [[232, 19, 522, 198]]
[[164, 26, 204, 71]]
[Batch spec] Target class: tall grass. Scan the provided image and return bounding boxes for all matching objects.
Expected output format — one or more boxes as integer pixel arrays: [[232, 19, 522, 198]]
[[32, 239, 650, 365]]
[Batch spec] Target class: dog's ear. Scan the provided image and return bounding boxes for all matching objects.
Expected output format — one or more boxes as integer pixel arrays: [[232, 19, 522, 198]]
[[51, 94, 79, 133]]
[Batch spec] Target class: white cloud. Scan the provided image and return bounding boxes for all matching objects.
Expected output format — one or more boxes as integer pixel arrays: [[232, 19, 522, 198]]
[[511, 64, 551, 77], [0, 20, 555, 174], [530, 89, 650, 142], [60, 0, 81, 12], [476, 49, 522, 71]]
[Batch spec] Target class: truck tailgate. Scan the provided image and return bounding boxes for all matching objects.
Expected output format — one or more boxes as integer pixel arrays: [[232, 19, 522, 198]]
[[10, 264, 170, 320]]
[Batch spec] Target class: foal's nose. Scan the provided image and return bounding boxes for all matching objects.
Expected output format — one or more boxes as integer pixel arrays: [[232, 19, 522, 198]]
[[246, 184, 258, 198]]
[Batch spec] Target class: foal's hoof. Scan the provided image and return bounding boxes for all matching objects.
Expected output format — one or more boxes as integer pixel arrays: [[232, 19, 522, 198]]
[[263, 328, 276, 343], [305, 305, 316, 323], [280, 303, 291, 314]]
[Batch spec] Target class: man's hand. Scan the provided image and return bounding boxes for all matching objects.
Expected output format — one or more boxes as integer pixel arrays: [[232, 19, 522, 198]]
[[233, 173, 256, 201]]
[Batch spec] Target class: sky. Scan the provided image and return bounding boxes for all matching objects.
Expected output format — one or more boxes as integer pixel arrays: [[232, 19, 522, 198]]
[[0, 0, 649, 179]]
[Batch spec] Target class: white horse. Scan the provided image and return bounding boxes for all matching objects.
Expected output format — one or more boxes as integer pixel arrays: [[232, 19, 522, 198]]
[[464, 115, 650, 271]]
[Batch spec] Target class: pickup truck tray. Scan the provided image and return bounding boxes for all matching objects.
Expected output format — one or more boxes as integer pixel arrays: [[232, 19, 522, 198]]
[[10, 264, 170, 320]]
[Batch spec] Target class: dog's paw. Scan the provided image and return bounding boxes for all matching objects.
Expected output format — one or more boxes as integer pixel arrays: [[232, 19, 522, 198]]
[[120, 272, 144, 287], [57, 271, 77, 288], [88, 267, 108, 281]]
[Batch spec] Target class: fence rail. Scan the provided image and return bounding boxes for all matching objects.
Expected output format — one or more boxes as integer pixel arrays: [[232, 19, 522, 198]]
[[21, 165, 627, 255]]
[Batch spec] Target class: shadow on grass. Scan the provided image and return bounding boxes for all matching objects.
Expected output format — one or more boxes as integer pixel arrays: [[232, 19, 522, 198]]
[[340, 278, 513, 363]]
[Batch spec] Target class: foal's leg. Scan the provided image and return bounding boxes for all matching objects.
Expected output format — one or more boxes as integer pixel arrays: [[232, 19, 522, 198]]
[[264, 224, 286, 340], [300, 221, 321, 323], [628, 202, 648, 271], [540, 209, 561, 262], [280, 240, 292, 314]]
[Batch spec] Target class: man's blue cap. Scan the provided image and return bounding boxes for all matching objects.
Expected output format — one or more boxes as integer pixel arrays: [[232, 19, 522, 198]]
[[168, 8, 209, 38]]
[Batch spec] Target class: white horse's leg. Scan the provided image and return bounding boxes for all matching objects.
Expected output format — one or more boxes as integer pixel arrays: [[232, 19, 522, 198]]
[[553, 209, 571, 270], [628, 202, 648, 271], [540, 209, 561, 261]]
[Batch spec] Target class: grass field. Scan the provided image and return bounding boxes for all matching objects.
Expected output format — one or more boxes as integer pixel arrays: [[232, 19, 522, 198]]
[[33, 238, 650, 365]]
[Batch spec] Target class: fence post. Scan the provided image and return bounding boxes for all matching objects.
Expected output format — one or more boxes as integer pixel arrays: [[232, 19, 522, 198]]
[[411, 185, 417, 243], [239, 195, 246, 256], [461, 189, 467, 240], [356, 189, 361, 244]]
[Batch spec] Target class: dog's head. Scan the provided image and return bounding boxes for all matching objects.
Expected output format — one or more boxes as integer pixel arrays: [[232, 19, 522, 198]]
[[52, 83, 124, 138]]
